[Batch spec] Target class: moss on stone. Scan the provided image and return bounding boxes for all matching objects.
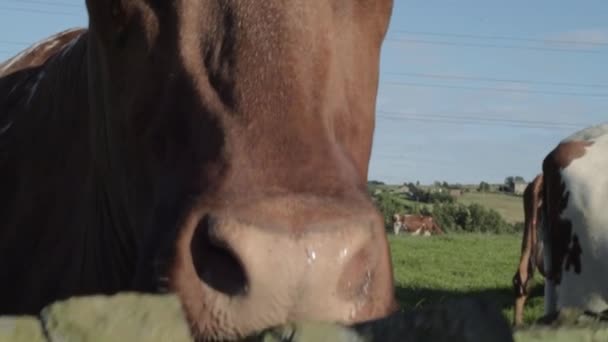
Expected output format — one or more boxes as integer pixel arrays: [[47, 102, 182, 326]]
[[0, 316, 46, 342], [41, 293, 192, 342]]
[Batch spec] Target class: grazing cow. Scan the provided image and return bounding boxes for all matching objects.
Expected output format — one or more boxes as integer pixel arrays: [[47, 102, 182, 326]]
[[512, 174, 545, 326], [392, 214, 444, 236], [0, 0, 396, 340], [511, 123, 608, 326]]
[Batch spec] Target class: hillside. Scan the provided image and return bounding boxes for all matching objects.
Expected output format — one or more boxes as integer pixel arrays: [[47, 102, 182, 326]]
[[458, 192, 523, 223], [369, 182, 525, 225]]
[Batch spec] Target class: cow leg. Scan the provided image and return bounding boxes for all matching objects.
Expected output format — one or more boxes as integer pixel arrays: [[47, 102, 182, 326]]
[[513, 291, 527, 326], [544, 279, 558, 316], [542, 219, 558, 316]]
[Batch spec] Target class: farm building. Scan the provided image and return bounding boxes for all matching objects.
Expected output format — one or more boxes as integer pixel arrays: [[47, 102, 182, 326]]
[[449, 189, 463, 198], [509, 179, 527, 195]]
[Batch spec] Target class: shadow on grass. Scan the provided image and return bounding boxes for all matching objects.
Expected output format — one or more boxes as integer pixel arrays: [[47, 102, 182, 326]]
[[395, 282, 544, 313]]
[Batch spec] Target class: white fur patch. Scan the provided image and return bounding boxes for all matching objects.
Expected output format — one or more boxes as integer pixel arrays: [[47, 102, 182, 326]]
[[562, 122, 608, 143], [553, 131, 608, 313]]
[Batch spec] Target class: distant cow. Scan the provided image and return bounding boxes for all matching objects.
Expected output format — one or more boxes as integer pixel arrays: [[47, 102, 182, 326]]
[[392, 214, 444, 236], [0, 1, 396, 340], [512, 123, 608, 326]]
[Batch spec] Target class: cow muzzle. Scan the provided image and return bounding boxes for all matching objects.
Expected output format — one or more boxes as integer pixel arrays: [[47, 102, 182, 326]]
[[169, 196, 398, 340]]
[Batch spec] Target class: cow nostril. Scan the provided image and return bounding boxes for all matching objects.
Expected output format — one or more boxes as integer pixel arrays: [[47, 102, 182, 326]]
[[190, 216, 248, 296]]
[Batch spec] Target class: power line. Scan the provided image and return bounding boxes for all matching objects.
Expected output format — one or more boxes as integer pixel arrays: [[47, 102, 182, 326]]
[[377, 112, 584, 129], [372, 152, 456, 164], [384, 38, 601, 54], [371, 157, 453, 166], [0, 6, 80, 16], [5, 0, 83, 8], [384, 72, 608, 89], [382, 81, 608, 97], [391, 29, 608, 47], [377, 115, 580, 130], [376, 110, 586, 128], [376, 111, 586, 130]]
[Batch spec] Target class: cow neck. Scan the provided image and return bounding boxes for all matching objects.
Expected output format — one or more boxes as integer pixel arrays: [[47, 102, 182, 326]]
[[46, 33, 139, 292], [84, 34, 178, 292], [82, 35, 142, 282], [68, 34, 139, 291], [0, 32, 138, 315]]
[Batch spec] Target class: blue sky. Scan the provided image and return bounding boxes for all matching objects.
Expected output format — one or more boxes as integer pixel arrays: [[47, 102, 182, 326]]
[[1, 1, 607, 185]]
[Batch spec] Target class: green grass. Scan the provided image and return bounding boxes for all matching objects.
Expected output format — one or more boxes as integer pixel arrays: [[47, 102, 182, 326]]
[[457, 192, 524, 223], [389, 233, 544, 325]]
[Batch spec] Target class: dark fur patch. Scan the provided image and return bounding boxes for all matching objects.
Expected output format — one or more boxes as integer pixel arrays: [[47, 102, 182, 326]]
[[565, 234, 583, 274]]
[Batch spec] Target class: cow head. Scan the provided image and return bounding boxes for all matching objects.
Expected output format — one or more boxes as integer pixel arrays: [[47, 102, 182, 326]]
[[84, 0, 396, 339]]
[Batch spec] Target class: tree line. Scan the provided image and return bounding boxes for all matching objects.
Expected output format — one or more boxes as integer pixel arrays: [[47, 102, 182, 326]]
[[369, 183, 524, 235]]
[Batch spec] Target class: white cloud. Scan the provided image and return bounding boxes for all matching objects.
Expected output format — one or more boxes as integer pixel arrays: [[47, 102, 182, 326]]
[[547, 29, 608, 48]]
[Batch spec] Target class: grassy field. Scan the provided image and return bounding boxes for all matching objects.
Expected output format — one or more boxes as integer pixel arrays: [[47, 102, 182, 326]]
[[388, 233, 544, 325], [457, 192, 524, 223]]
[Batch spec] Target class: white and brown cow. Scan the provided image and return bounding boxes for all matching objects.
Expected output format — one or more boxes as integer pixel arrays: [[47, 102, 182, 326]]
[[392, 214, 444, 236], [512, 122, 608, 326]]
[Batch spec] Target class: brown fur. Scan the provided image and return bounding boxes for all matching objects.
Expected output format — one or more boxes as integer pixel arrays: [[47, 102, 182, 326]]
[[0, 0, 395, 340], [0, 29, 84, 76]]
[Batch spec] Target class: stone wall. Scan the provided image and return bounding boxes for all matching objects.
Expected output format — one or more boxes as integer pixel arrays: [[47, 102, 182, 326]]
[[1, 293, 607, 342]]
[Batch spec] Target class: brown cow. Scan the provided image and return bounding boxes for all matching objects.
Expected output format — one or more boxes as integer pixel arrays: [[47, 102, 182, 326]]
[[392, 214, 444, 236], [0, 1, 395, 340], [512, 174, 545, 326]]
